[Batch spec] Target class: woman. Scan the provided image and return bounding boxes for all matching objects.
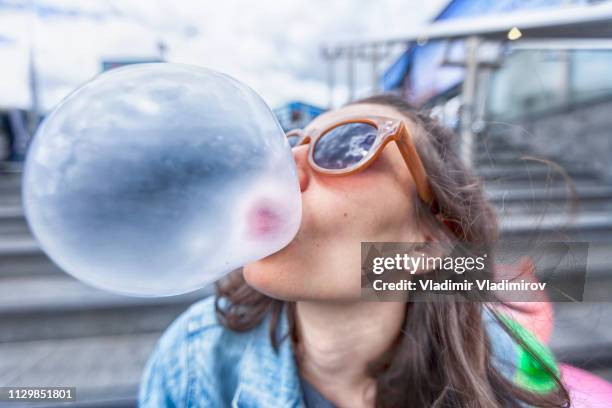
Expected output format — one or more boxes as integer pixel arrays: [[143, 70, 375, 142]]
[[139, 95, 569, 407]]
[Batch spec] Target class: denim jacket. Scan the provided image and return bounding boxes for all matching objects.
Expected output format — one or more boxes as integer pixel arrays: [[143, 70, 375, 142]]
[[138, 296, 556, 407]]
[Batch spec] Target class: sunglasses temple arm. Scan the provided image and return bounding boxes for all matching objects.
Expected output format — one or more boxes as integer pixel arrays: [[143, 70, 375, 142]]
[[396, 127, 435, 207]]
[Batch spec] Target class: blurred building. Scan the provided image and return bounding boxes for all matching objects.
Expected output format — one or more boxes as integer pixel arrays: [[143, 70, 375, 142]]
[[383, 0, 598, 103], [273, 101, 325, 131], [381, 0, 612, 179]]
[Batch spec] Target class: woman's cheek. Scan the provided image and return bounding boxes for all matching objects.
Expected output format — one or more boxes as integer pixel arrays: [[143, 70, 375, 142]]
[[312, 171, 384, 200]]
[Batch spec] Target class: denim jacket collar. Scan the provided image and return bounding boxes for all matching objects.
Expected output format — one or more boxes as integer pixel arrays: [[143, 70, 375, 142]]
[[232, 306, 306, 408]]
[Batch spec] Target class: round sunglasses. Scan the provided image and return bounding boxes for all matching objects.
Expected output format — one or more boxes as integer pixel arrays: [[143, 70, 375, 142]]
[[286, 115, 434, 206]]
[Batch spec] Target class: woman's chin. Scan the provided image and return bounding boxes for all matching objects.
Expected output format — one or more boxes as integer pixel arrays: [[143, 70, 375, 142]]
[[242, 239, 314, 301], [242, 262, 299, 301]]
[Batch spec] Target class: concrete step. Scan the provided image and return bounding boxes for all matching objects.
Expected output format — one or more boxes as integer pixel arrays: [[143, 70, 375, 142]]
[[475, 144, 533, 159], [499, 211, 612, 241], [0, 160, 23, 173], [0, 171, 21, 192], [481, 175, 604, 193], [475, 150, 525, 166], [0, 192, 21, 208], [486, 184, 612, 206], [474, 140, 522, 152], [0, 235, 40, 256], [476, 134, 527, 147], [0, 236, 60, 277], [0, 274, 212, 342], [0, 204, 29, 236], [476, 162, 598, 182], [485, 184, 612, 215], [0, 332, 157, 407]]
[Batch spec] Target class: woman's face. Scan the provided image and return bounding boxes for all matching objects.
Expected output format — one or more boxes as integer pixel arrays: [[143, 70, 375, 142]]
[[243, 103, 428, 301]]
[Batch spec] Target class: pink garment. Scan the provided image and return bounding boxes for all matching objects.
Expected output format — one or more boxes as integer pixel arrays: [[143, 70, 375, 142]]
[[561, 364, 612, 407], [495, 257, 553, 343]]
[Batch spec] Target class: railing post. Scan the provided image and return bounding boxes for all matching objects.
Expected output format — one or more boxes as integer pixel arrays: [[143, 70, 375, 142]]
[[460, 36, 481, 168], [347, 46, 355, 102]]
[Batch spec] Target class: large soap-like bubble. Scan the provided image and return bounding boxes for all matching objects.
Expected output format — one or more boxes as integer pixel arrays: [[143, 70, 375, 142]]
[[23, 63, 301, 296]]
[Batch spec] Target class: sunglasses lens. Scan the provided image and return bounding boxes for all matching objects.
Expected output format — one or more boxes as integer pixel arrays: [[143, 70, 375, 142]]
[[287, 135, 301, 147], [313, 122, 378, 170]]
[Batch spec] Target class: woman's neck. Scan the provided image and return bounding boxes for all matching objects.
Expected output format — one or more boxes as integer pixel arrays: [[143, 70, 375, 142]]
[[293, 300, 406, 408]]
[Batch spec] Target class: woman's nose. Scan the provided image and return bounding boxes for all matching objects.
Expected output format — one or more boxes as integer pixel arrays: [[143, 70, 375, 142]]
[[292, 145, 310, 193]]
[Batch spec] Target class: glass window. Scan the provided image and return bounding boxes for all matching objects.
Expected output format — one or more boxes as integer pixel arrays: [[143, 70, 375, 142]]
[[487, 47, 612, 120], [570, 50, 612, 103], [487, 49, 567, 120]]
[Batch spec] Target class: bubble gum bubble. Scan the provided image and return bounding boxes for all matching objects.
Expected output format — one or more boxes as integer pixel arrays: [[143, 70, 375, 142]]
[[22, 63, 302, 296]]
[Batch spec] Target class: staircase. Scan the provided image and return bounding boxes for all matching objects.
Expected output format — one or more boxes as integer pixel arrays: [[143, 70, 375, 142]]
[[0, 131, 611, 407], [475, 129, 612, 382]]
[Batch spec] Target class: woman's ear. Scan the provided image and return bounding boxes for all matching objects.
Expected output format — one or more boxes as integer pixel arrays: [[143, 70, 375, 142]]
[[419, 211, 459, 242], [434, 211, 464, 240]]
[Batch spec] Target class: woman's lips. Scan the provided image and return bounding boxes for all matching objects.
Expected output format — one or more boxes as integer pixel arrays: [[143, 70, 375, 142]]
[[247, 201, 282, 239]]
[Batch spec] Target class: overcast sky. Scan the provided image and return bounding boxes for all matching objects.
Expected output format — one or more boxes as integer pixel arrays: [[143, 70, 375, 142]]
[[0, 0, 446, 111]]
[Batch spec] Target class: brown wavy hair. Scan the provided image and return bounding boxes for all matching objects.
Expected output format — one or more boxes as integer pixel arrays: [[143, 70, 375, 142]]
[[214, 94, 570, 408]]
